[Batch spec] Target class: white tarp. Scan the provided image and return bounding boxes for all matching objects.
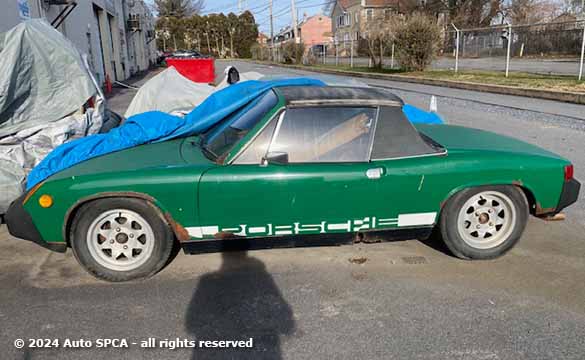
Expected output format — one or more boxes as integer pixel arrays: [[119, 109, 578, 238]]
[[0, 19, 97, 137], [0, 19, 103, 214], [125, 67, 215, 118], [0, 110, 102, 212], [125, 66, 264, 118]]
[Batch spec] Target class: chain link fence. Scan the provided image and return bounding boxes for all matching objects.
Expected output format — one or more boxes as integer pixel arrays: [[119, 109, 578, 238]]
[[442, 20, 585, 78]]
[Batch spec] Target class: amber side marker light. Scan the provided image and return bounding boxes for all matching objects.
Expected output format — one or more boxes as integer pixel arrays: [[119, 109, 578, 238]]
[[38, 194, 54, 208]]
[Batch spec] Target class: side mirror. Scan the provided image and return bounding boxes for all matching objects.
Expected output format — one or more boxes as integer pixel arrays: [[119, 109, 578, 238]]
[[262, 151, 289, 166]]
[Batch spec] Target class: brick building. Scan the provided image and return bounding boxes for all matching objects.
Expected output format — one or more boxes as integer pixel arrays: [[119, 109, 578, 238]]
[[257, 32, 269, 45], [272, 14, 332, 53]]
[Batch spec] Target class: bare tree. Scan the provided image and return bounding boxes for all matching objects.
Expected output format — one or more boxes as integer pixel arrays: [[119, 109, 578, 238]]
[[155, 0, 205, 18], [506, 0, 565, 24], [423, 0, 503, 27], [361, 12, 401, 69]]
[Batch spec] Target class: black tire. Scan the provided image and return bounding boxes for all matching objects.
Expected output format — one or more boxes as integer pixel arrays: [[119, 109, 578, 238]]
[[70, 198, 175, 282], [439, 185, 529, 260]]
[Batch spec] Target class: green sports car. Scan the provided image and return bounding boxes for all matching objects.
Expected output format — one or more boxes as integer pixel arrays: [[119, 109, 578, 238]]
[[5, 86, 581, 282]]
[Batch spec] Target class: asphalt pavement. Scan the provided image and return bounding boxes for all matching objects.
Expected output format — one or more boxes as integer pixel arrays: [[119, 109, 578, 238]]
[[1, 60, 584, 360]]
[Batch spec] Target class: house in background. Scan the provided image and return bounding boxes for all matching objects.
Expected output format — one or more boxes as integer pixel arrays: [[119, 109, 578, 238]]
[[257, 32, 269, 45], [298, 14, 333, 51], [272, 14, 332, 54], [331, 0, 403, 51], [1, 0, 157, 86]]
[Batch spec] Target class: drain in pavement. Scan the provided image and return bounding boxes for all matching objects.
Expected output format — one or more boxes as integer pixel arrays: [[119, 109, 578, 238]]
[[401, 256, 428, 265]]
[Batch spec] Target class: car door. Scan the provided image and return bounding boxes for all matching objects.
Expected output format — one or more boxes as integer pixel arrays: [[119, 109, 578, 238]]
[[195, 105, 391, 240]]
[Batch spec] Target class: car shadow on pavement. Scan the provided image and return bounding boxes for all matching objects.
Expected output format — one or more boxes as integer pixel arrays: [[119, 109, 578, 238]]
[[416, 229, 453, 257], [185, 250, 295, 360]]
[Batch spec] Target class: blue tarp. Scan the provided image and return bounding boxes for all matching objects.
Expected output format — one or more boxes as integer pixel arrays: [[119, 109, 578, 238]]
[[402, 104, 443, 125], [27, 78, 324, 189], [27, 78, 443, 189]]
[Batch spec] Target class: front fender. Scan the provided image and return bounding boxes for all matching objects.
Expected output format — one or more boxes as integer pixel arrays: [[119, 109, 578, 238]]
[[23, 167, 202, 243]]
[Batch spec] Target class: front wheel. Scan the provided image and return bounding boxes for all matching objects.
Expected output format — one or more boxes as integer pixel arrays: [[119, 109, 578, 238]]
[[439, 186, 529, 259], [70, 198, 175, 282]]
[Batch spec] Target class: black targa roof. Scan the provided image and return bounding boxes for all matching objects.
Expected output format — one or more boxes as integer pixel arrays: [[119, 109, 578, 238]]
[[276, 86, 441, 160], [276, 86, 404, 106], [371, 106, 441, 159]]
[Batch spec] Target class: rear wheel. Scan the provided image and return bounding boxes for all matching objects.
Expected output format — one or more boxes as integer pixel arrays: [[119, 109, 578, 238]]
[[440, 186, 528, 259], [70, 198, 175, 282]]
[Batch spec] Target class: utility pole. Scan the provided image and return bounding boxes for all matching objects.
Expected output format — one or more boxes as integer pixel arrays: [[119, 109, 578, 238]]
[[451, 23, 459, 73], [505, 22, 512, 77], [290, 0, 298, 43], [579, 21, 585, 81], [270, 0, 274, 61], [580, 1, 585, 80]]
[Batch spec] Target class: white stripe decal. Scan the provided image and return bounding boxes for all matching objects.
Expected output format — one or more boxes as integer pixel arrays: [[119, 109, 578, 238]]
[[397, 212, 437, 227], [328, 222, 351, 231], [186, 227, 202, 238], [186, 212, 436, 239]]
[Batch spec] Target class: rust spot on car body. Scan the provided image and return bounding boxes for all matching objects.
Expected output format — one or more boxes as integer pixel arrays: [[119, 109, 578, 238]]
[[164, 213, 190, 242], [541, 213, 566, 221], [534, 202, 556, 216], [214, 231, 245, 240]]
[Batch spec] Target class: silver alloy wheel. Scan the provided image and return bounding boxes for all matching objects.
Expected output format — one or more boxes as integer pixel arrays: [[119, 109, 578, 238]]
[[86, 209, 155, 271], [456, 191, 517, 250]]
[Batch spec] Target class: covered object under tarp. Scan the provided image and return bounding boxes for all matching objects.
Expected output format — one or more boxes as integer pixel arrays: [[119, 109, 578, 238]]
[[0, 19, 97, 137], [0, 20, 104, 214], [124, 66, 264, 118]]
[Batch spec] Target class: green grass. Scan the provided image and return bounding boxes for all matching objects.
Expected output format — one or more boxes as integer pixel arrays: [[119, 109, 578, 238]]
[[407, 70, 585, 93], [307, 64, 585, 93], [312, 64, 406, 75]]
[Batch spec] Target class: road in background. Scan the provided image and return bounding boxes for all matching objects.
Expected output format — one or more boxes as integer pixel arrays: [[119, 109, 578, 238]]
[[322, 56, 581, 76], [2, 60, 584, 360]]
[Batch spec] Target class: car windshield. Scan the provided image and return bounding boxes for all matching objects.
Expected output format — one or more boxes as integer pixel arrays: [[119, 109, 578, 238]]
[[201, 90, 278, 162]]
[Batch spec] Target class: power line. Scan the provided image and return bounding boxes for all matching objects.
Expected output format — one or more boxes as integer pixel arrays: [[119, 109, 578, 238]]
[[205, 0, 274, 15]]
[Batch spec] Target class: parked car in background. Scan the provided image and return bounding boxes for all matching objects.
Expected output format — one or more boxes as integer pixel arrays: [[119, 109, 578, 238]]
[[5, 86, 580, 282], [171, 49, 204, 58]]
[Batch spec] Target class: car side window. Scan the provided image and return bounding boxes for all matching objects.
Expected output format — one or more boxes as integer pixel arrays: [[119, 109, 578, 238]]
[[268, 107, 377, 163], [203, 90, 278, 161], [234, 115, 279, 164]]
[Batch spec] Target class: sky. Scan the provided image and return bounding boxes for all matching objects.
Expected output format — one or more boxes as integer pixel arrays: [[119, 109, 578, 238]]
[[200, 0, 331, 35]]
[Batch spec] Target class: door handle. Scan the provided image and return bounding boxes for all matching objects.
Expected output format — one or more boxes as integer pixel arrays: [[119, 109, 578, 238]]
[[366, 167, 383, 179]]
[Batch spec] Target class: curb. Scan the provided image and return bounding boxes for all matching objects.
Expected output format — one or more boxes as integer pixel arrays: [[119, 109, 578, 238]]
[[248, 61, 585, 105]]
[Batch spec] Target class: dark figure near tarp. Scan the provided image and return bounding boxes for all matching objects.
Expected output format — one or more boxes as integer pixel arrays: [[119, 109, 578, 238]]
[[185, 251, 295, 359]]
